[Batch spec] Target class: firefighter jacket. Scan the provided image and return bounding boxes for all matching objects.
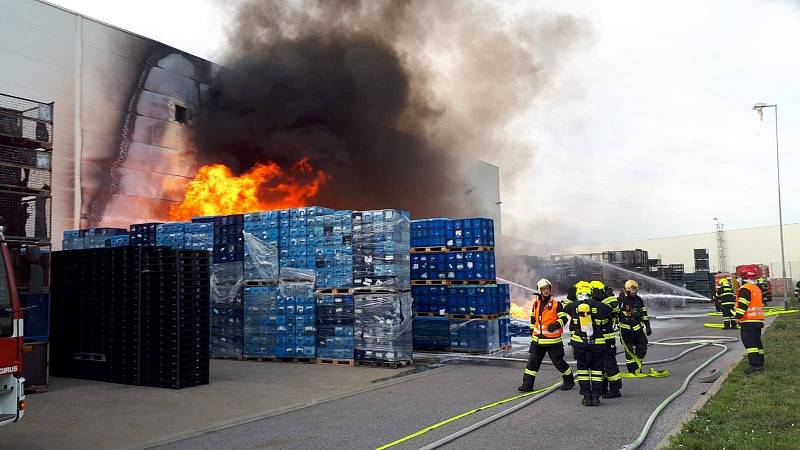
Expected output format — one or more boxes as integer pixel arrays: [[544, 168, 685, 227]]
[[617, 293, 650, 331], [597, 294, 619, 342], [529, 295, 569, 346], [714, 285, 735, 306], [565, 299, 612, 348], [735, 284, 764, 324]]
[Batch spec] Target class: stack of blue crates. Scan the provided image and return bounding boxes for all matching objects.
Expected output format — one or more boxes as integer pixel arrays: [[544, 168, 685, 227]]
[[410, 217, 509, 354], [244, 211, 280, 246], [184, 222, 214, 251], [449, 319, 500, 353], [410, 218, 449, 247], [410, 253, 447, 281], [196, 214, 244, 264], [243, 285, 279, 357], [446, 250, 496, 281], [62, 228, 129, 249], [410, 285, 448, 314], [316, 293, 355, 360], [447, 285, 508, 316], [411, 316, 450, 350], [312, 212, 353, 289], [279, 206, 335, 272], [445, 218, 495, 248], [156, 222, 189, 248], [129, 222, 162, 246], [352, 209, 410, 288], [274, 278, 317, 358], [105, 235, 130, 247], [410, 218, 494, 248]]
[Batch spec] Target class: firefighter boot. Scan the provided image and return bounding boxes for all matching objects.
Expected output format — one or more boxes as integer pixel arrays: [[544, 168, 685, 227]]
[[517, 374, 535, 392], [582, 395, 593, 407], [603, 390, 622, 399], [560, 378, 575, 391], [591, 394, 602, 406]]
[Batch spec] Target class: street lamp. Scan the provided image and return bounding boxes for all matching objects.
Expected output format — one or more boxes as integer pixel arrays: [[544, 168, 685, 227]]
[[752, 102, 789, 310]]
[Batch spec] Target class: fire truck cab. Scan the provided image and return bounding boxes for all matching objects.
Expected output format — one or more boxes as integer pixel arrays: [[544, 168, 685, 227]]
[[0, 227, 25, 427]]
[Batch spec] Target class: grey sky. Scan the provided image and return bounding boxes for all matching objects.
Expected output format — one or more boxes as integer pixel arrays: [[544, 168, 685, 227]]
[[50, 0, 800, 246]]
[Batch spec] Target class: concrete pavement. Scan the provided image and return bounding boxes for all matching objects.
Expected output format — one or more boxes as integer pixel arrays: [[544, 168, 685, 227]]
[[159, 311, 751, 450]]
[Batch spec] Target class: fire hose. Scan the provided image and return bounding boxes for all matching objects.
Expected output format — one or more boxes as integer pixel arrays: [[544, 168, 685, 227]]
[[392, 335, 738, 450], [381, 277, 743, 450]]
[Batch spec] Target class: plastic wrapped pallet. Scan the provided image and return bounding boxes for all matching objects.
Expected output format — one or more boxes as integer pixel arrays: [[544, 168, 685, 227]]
[[211, 261, 244, 357], [410, 285, 447, 315], [354, 291, 412, 363], [243, 231, 279, 281], [352, 209, 410, 289], [312, 212, 353, 289], [316, 293, 355, 360], [184, 222, 214, 251]]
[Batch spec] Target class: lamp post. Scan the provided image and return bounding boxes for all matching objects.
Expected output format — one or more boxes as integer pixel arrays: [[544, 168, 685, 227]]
[[752, 102, 789, 310]]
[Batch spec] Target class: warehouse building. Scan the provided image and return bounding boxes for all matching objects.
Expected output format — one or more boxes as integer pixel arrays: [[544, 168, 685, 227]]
[[1, 0, 502, 248]]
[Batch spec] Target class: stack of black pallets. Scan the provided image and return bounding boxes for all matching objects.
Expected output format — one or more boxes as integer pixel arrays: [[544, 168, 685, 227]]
[[50, 247, 210, 389], [140, 248, 210, 389]]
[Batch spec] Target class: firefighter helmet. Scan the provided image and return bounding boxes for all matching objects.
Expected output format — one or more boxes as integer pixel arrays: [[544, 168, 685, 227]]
[[719, 278, 730, 286], [624, 279, 639, 292], [537, 278, 552, 290]]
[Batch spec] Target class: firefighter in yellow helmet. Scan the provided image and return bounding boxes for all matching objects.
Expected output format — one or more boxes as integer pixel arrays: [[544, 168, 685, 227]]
[[618, 280, 651, 374], [590, 280, 622, 398], [518, 278, 575, 392], [715, 278, 737, 329], [564, 281, 613, 406]]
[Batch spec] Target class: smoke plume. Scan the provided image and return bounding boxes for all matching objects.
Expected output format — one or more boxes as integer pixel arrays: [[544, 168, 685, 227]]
[[195, 0, 589, 221]]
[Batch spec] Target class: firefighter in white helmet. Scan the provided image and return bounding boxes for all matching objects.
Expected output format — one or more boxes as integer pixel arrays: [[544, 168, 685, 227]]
[[518, 278, 575, 392], [618, 280, 651, 374]]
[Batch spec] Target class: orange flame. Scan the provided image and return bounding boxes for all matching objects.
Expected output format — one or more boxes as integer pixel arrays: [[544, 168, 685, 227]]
[[169, 158, 328, 220], [510, 299, 532, 321]]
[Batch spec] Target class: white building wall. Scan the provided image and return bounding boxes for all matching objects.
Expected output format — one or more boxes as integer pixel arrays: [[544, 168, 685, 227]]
[[568, 223, 800, 278]]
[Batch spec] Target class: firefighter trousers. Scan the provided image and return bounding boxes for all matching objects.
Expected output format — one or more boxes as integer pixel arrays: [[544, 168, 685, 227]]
[[521, 343, 574, 388], [740, 322, 764, 368], [601, 339, 622, 393], [620, 328, 648, 373], [721, 304, 737, 329], [573, 345, 605, 396]]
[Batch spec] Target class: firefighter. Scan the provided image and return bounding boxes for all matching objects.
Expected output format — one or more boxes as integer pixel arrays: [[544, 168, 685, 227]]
[[617, 280, 651, 374], [518, 278, 575, 392], [756, 277, 771, 303], [591, 280, 622, 398], [715, 278, 737, 329], [565, 283, 613, 406], [734, 279, 765, 375]]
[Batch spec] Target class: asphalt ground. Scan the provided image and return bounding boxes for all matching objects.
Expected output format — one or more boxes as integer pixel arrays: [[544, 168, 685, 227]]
[[157, 310, 750, 450]]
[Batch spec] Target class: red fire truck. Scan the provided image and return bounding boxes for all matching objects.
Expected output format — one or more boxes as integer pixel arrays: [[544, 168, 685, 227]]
[[0, 226, 25, 427]]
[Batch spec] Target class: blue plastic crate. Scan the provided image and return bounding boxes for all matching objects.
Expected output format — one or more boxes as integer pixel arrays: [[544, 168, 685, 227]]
[[19, 293, 49, 342]]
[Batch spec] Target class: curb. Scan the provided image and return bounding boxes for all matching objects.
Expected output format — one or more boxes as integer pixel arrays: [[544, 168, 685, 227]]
[[654, 316, 777, 449]]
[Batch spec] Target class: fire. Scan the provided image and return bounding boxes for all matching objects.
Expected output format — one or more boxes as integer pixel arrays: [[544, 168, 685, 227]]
[[169, 158, 329, 220], [510, 299, 532, 321]]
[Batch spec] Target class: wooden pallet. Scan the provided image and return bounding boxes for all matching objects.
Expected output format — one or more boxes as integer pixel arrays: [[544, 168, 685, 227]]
[[355, 360, 412, 369], [447, 313, 500, 320], [243, 280, 278, 286], [413, 311, 446, 317], [315, 287, 355, 294], [411, 279, 447, 286], [316, 358, 355, 367], [446, 246, 495, 252], [499, 344, 513, 352], [411, 246, 447, 253], [242, 356, 316, 364], [353, 287, 403, 294], [446, 280, 494, 286]]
